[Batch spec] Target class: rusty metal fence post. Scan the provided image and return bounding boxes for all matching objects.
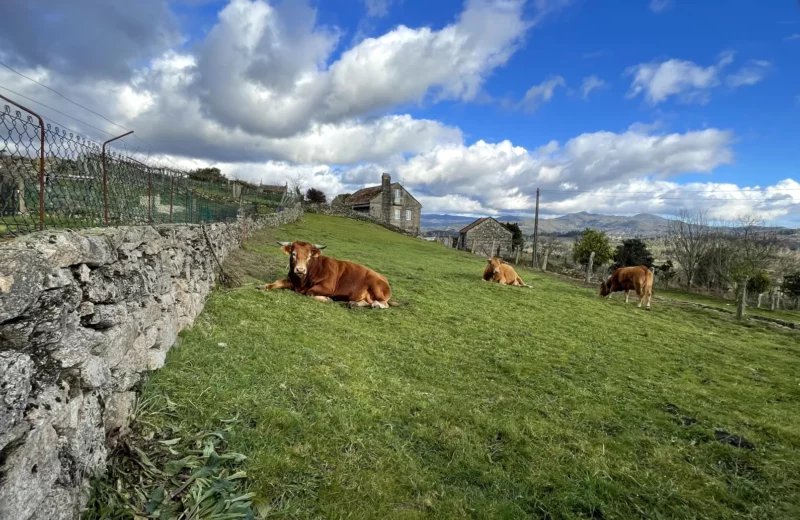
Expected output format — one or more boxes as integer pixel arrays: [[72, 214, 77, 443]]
[[0, 94, 46, 230], [101, 131, 133, 225], [147, 167, 152, 223], [169, 173, 174, 223]]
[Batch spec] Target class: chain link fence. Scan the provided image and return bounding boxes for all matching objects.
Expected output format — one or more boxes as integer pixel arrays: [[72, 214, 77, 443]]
[[1, 94, 295, 238]]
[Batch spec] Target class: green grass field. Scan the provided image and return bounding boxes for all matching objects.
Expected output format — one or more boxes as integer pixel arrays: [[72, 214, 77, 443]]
[[139, 214, 800, 519]]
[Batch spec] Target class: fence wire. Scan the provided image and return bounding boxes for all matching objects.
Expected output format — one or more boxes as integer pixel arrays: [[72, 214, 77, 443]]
[[0, 96, 292, 238]]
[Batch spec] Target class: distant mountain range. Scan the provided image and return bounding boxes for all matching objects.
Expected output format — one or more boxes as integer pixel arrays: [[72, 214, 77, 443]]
[[421, 211, 800, 239]]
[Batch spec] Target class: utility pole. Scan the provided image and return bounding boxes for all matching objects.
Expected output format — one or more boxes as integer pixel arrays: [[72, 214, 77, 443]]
[[531, 187, 540, 268]]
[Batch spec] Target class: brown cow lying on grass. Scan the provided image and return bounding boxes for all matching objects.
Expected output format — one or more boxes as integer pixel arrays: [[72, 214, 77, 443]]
[[600, 265, 653, 310], [263, 241, 396, 309], [482, 257, 531, 288]]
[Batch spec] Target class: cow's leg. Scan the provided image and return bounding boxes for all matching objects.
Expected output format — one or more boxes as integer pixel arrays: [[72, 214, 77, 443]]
[[264, 278, 293, 290], [371, 300, 389, 309], [349, 300, 371, 308], [624, 290, 630, 304], [645, 288, 652, 310], [313, 295, 332, 303], [305, 281, 336, 300]]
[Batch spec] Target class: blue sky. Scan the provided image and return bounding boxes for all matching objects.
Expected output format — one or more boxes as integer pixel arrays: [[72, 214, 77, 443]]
[[0, 0, 798, 223]]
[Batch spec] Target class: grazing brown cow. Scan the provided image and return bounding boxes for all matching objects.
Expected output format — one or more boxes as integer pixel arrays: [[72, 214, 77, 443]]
[[263, 241, 395, 308], [599, 265, 654, 310], [482, 257, 531, 288]]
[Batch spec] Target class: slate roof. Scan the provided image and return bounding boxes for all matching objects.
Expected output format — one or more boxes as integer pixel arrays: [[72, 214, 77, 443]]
[[459, 217, 490, 234], [459, 217, 510, 235], [346, 185, 383, 205]]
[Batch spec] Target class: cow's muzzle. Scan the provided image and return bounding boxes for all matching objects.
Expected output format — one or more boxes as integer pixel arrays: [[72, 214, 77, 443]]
[[294, 266, 307, 275]]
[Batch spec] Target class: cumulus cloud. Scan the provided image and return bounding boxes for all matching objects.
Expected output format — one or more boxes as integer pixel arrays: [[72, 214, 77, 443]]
[[187, 0, 532, 138], [0, 0, 180, 81], [521, 76, 565, 112], [625, 51, 735, 104], [726, 60, 771, 87], [581, 75, 606, 99]]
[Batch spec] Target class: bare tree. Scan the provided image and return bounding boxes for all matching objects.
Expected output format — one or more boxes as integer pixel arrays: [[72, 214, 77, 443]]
[[770, 249, 800, 310], [665, 209, 712, 289], [729, 215, 779, 319], [539, 234, 561, 272]]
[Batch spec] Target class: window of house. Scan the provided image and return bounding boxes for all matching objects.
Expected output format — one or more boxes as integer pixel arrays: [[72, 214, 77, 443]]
[[406, 209, 412, 221], [394, 209, 401, 220], [394, 188, 402, 203]]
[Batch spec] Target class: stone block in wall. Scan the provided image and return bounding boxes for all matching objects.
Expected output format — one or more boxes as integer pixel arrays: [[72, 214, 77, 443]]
[[104, 391, 137, 438], [30, 486, 80, 520], [0, 352, 33, 437], [0, 250, 47, 324], [0, 423, 61, 520], [25, 231, 117, 268]]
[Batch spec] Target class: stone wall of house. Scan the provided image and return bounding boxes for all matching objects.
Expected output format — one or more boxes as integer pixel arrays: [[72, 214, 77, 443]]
[[385, 187, 422, 235], [0, 206, 302, 520], [463, 220, 513, 258]]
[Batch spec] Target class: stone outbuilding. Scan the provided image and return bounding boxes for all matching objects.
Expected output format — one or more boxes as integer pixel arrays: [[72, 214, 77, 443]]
[[345, 173, 422, 235], [458, 217, 513, 258]]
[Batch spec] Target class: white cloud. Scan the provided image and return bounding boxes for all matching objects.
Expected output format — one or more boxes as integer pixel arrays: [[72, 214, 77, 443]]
[[581, 75, 606, 99], [521, 76, 565, 112], [649, 0, 673, 14], [362, 0, 399, 17], [726, 60, 771, 87], [539, 179, 800, 221], [188, 0, 533, 138], [784, 33, 800, 41], [625, 51, 735, 104], [386, 124, 736, 213]]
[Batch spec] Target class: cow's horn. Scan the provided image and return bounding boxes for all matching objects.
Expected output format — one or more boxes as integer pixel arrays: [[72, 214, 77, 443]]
[[313, 244, 327, 250], [277, 241, 291, 247]]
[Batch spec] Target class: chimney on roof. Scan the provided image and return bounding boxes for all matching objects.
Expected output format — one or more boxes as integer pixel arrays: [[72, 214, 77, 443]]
[[381, 173, 391, 224]]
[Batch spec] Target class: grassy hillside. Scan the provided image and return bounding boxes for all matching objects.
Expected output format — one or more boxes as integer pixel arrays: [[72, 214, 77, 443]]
[[140, 214, 800, 519]]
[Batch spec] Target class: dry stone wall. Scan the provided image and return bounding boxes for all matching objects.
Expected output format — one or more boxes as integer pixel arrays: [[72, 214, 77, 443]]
[[0, 206, 302, 520]]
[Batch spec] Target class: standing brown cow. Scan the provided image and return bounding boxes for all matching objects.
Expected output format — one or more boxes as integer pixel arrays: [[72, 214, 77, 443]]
[[483, 257, 531, 288], [599, 265, 653, 310], [263, 241, 395, 308]]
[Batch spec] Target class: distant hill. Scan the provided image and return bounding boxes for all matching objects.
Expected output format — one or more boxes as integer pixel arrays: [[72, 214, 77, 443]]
[[421, 211, 672, 238], [421, 211, 799, 247]]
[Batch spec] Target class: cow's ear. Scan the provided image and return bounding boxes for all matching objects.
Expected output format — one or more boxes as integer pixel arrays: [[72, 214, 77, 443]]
[[311, 248, 322, 258], [277, 241, 292, 255]]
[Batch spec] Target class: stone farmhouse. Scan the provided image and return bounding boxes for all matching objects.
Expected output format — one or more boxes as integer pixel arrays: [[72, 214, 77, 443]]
[[345, 173, 422, 235], [458, 217, 513, 258]]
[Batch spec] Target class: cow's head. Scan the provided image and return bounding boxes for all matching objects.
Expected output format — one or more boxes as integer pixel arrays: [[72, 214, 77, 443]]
[[599, 278, 612, 297], [487, 257, 503, 275], [277, 241, 326, 277]]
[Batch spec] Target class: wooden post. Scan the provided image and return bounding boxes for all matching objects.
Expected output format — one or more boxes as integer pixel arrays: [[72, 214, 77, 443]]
[[585, 251, 595, 284], [490, 238, 496, 258], [471, 237, 476, 254], [515, 247, 521, 265], [736, 281, 747, 320], [542, 250, 550, 272], [770, 289, 777, 311], [531, 187, 539, 268], [757, 293, 763, 309]]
